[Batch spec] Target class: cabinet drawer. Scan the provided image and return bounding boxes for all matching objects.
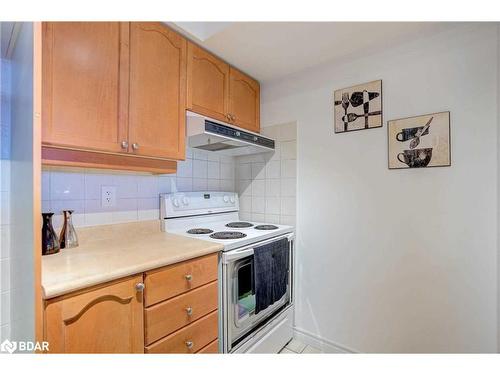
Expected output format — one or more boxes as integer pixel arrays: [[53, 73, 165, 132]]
[[145, 281, 218, 345], [144, 253, 218, 307], [198, 339, 219, 354], [145, 310, 218, 354]]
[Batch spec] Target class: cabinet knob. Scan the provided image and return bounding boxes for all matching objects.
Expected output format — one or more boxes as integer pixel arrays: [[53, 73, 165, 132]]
[[226, 113, 231, 121], [230, 114, 236, 121], [186, 307, 193, 316], [132, 143, 139, 150], [185, 341, 194, 349], [121, 141, 129, 149], [135, 282, 145, 292], [185, 274, 192, 282]]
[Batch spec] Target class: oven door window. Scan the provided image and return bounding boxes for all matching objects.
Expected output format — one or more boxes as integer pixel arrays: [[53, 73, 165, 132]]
[[234, 258, 256, 325]]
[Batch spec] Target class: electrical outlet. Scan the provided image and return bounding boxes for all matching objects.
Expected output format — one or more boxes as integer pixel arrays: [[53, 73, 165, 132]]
[[101, 186, 117, 208]]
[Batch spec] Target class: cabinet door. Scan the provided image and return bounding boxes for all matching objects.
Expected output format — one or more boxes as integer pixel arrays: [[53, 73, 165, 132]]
[[45, 276, 144, 353], [128, 22, 186, 160], [187, 42, 230, 123], [42, 22, 129, 153], [228, 67, 260, 133]]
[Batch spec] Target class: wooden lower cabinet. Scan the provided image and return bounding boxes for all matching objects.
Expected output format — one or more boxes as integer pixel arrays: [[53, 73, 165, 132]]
[[145, 281, 218, 345], [144, 253, 218, 306], [145, 311, 218, 354], [199, 339, 219, 354], [144, 253, 220, 354], [44, 253, 220, 354], [44, 275, 145, 353]]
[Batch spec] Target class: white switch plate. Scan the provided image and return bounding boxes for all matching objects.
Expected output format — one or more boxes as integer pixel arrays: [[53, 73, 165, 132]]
[[101, 186, 117, 208]]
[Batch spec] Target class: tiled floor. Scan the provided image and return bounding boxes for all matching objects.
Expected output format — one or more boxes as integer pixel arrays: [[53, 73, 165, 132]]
[[279, 339, 322, 354]]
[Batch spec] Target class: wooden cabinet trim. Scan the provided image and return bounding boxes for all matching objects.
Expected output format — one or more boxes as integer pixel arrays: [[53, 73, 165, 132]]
[[42, 146, 177, 174]]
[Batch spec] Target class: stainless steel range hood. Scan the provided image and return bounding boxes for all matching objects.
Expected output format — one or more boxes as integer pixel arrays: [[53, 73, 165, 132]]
[[186, 112, 275, 156]]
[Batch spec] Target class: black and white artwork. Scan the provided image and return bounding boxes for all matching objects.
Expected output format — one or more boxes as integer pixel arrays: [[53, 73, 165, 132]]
[[333, 80, 383, 133], [388, 111, 451, 169]]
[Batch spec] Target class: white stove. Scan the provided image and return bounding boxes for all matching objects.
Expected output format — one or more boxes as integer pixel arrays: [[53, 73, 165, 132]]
[[160, 191, 295, 354], [161, 191, 293, 251]]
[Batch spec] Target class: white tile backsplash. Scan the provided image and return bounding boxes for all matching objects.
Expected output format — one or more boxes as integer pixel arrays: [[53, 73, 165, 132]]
[[193, 178, 208, 191], [41, 146, 236, 228], [176, 158, 193, 177], [237, 163, 252, 180], [281, 140, 297, 160], [207, 161, 220, 179], [251, 162, 266, 180], [251, 179, 265, 197], [266, 160, 281, 179], [50, 172, 85, 200], [235, 122, 297, 227], [137, 176, 159, 198], [193, 159, 208, 178], [281, 159, 297, 179]]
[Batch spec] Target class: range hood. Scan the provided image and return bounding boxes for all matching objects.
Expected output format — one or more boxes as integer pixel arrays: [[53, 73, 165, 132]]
[[186, 112, 275, 156]]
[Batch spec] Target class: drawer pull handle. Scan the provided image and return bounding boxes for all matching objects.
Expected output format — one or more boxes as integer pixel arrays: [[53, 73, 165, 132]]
[[185, 341, 194, 349], [185, 274, 192, 281], [186, 307, 193, 316]]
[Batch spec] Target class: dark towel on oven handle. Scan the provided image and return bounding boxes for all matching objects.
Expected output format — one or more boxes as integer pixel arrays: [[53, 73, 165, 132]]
[[254, 238, 289, 314]]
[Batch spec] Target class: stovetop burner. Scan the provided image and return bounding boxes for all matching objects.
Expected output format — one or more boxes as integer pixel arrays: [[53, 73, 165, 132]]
[[226, 222, 254, 228], [254, 225, 279, 230], [186, 228, 214, 235], [210, 231, 247, 240]]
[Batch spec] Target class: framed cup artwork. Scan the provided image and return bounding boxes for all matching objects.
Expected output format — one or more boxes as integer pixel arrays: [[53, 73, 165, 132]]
[[388, 111, 451, 169]]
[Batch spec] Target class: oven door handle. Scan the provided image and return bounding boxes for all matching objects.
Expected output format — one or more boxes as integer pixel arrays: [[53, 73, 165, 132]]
[[223, 247, 255, 263]]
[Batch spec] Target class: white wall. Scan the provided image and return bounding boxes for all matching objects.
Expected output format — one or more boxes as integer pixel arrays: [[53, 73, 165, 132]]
[[9, 22, 35, 343], [261, 24, 498, 353], [0, 56, 12, 341]]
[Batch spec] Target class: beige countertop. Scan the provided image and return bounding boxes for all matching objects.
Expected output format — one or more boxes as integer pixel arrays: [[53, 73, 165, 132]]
[[42, 220, 223, 299]]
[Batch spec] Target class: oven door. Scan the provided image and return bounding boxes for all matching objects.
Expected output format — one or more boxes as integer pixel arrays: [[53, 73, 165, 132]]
[[221, 233, 294, 351]]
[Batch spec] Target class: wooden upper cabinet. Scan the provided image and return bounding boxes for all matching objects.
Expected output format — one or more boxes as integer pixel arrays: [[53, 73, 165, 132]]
[[187, 42, 230, 123], [44, 276, 144, 353], [229, 67, 260, 133], [42, 22, 129, 153], [129, 23, 186, 160]]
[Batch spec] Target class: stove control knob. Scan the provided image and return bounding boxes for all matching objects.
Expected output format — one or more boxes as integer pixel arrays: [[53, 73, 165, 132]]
[[182, 197, 189, 205], [230, 196, 236, 204], [173, 198, 180, 207], [223, 195, 229, 203]]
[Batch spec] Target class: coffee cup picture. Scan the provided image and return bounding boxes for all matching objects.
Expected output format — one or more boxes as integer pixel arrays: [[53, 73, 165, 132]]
[[397, 148, 433, 168], [388, 111, 451, 169], [396, 125, 430, 142]]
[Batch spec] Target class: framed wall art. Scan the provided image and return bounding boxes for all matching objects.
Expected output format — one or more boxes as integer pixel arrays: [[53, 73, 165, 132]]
[[388, 111, 451, 169], [333, 79, 383, 133]]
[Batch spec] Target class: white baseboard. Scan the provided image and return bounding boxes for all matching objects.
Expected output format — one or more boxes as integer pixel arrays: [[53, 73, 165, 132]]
[[293, 327, 358, 353]]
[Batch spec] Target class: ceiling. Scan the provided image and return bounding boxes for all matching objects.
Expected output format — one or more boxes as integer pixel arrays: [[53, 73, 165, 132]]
[[169, 22, 463, 83]]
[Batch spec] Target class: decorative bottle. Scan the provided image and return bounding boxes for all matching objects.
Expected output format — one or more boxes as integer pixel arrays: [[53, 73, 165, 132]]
[[42, 213, 60, 255], [59, 210, 79, 249]]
